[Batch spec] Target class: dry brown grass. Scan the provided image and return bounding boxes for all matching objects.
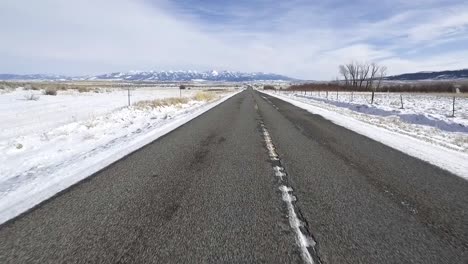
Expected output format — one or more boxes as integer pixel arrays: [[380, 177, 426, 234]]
[[0, 82, 9, 89], [134, 97, 190, 109], [77, 87, 92, 93], [134, 91, 218, 110], [193, 91, 217, 101]]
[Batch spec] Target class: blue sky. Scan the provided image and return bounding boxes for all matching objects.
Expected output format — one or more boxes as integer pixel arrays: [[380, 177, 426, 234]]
[[0, 0, 467, 79]]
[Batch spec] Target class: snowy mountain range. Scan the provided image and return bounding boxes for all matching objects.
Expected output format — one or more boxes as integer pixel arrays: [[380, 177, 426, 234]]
[[0, 70, 295, 82], [4, 69, 467, 82], [386, 69, 468, 81]]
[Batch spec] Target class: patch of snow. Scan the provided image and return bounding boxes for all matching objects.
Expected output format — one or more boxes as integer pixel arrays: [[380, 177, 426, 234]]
[[273, 166, 285, 180], [279, 185, 314, 264]]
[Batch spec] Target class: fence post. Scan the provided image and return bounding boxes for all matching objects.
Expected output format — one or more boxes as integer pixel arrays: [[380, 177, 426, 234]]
[[452, 96, 456, 117], [127, 87, 131, 106], [400, 94, 404, 109]]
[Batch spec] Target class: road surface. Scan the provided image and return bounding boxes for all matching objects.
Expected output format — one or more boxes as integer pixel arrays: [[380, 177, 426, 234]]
[[1, 89, 467, 263]]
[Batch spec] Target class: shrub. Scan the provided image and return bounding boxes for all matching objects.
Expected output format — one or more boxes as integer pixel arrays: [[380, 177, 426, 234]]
[[0, 82, 17, 93], [43, 88, 57, 96], [459, 84, 468, 93], [263, 85, 276, 90], [24, 93, 40, 101]]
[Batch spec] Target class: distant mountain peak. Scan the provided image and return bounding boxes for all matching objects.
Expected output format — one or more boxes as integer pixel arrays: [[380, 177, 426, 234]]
[[387, 69, 468, 81]]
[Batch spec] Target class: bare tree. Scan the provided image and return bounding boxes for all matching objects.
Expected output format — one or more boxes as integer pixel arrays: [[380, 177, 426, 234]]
[[367, 63, 379, 88], [376, 66, 387, 90], [357, 63, 370, 89], [345, 62, 358, 88], [339, 65, 350, 86], [338, 61, 388, 104], [368, 63, 380, 104], [368, 65, 387, 104], [339, 61, 387, 98]]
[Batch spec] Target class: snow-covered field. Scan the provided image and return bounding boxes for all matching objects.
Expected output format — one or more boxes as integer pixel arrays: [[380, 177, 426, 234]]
[[260, 90, 468, 179], [0, 87, 199, 140], [0, 87, 239, 224]]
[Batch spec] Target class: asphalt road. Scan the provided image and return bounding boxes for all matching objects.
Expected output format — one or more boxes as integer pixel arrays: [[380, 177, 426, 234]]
[[1, 89, 467, 263]]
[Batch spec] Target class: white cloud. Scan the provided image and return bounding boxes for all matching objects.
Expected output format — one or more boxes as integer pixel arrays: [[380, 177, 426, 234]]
[[406, 8, 468, 42], [381, 51, 468, 75], [0, 0, 467, 79], [0, 0, 237, 73]]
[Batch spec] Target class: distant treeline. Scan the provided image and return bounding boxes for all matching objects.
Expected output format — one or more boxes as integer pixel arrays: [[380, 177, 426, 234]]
[[263, 85, 276, 90], [281, 82, 468, 93]]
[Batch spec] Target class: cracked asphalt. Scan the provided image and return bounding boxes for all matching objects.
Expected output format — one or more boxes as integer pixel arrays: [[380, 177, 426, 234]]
[[0, 88, 467, 263]]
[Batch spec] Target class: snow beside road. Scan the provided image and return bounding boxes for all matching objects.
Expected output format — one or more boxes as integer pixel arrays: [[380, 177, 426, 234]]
[[0, 88, 198, 141], [260, 90, 468, 180], [0, 88, 240, 224]]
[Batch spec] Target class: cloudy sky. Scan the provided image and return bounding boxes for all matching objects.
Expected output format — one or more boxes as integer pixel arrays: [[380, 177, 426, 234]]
[[1, 0, 467, 79]]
